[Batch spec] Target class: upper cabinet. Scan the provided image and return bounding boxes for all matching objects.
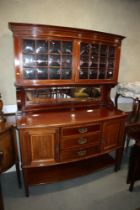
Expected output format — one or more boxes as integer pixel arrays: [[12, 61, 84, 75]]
[[9, 23, 125, 86]]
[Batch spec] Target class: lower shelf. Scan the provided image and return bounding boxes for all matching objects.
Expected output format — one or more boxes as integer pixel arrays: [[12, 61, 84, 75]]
[[24, 154, 115, 186]]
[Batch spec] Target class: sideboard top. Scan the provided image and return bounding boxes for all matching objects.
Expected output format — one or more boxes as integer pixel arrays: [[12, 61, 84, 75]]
[[16, 107, 127, 129]]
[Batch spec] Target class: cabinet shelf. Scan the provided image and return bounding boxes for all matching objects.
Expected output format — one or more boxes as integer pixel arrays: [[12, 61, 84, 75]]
[[23, 154, 115, 185]]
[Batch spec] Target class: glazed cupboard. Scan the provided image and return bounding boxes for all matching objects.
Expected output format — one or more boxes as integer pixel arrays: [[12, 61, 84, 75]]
[[9, 22, 126, 196]]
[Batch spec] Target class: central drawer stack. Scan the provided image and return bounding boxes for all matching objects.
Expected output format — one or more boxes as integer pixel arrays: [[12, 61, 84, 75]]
[[60, 123, 101, 162]]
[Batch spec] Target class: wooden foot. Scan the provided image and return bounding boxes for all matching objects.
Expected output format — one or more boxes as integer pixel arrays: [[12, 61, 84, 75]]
[[24, 184, 29, 197], [129, 182, 134, 192]]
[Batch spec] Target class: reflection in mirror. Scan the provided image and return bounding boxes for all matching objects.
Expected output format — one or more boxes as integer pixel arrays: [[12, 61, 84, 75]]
[[71, 87, 100, 98], [25, 86, 101, 105]]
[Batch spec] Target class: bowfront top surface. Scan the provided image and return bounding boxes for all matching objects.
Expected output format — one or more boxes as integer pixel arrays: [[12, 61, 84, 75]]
[[16, 107, 126, 128]]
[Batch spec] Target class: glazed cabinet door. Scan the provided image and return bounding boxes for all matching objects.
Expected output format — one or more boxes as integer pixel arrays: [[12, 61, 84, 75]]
[[15, 37, 75, 85], [19, 127, 59, 167], [76, 41, 120, 83], [102, 118, 125, 151]]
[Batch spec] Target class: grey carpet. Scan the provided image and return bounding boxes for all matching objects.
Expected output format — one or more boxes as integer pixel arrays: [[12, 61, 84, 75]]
[[1, 151, 140, 210]]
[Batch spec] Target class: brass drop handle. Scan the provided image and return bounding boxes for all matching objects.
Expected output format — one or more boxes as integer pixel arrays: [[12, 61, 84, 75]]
[[78, 137, 87, 144], [78, 127, 88, 133], [77, 150, 87, 157]]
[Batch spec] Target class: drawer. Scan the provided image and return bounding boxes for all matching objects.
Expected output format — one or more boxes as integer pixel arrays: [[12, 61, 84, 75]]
[[62, 124, 101, 136], [60, 145, 100, 162], [61, 132, 101, 149]]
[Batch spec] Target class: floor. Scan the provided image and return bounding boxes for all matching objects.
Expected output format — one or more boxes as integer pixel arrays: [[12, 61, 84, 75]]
[[1, 150, 140, 210]]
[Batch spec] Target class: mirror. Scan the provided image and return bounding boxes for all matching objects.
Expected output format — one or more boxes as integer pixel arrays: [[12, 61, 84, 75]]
[[25, 86, 101, 105]]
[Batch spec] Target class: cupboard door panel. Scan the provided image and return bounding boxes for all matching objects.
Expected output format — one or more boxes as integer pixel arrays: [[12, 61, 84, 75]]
[[102, 119, 124, 151], [30, 134, 55, 162], [20, 128, 59, 166]]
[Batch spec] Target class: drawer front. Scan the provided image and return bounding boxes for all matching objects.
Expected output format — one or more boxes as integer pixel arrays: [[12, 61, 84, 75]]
[[61, 132, 101, 149], [62, 124, 101, 136], [60, 145, 100, 162]]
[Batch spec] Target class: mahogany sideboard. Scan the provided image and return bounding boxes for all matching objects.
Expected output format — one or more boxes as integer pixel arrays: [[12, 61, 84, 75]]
[[9, 22, 127, 196]]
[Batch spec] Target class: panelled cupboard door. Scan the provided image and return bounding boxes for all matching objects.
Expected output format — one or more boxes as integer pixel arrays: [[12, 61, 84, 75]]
[[19, 128, 59, 166], [102, 119, 125, 151]]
